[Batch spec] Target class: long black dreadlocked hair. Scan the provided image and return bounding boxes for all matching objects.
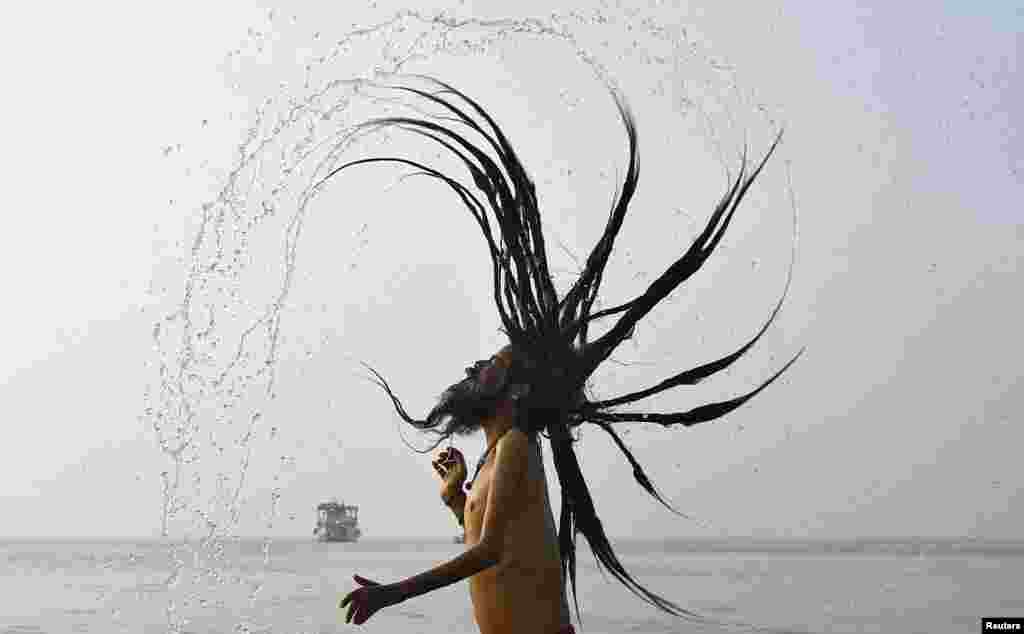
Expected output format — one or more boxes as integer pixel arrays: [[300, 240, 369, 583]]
[[318, 75, 803, 622]]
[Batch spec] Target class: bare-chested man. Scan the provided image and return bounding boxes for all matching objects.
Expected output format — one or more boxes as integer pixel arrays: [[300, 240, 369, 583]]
[[340, 345, 574, 633], [331, 75, 798, 633]]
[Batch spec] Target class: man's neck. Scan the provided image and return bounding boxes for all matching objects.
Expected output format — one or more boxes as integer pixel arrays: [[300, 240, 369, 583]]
[[481, 402, 516, 448]]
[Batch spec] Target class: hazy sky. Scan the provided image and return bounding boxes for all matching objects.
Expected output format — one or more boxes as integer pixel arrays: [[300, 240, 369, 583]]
[[0, 1, 1019, 540]]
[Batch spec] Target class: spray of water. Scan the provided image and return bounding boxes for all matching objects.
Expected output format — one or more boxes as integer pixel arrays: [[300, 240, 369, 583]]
[[142, 4, 789, 631]]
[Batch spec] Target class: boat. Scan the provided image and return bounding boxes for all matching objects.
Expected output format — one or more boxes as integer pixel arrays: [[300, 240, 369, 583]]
[[314, 499, 362, 542]]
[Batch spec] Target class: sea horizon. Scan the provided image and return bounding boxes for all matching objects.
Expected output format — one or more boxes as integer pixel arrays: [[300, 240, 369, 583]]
[[4, 534, 1020, 632], [4, 535, 1024, 555]]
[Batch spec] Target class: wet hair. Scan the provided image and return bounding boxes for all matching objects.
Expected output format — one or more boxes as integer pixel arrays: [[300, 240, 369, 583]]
[[427, 375, 501, 438], [327, 75, 802, 626], [365, 345, 535, 449]]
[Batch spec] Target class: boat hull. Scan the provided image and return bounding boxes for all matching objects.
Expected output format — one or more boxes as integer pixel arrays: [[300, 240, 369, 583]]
[[315, 526, 362, 543]]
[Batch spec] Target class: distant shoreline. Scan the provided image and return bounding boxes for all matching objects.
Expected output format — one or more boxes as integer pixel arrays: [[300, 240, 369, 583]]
[[3, 536, 1024, 555]]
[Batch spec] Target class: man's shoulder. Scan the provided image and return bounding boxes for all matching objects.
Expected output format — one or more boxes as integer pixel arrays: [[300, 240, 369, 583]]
[[496, 427, 530, 457], [492, 428, 531, 491]]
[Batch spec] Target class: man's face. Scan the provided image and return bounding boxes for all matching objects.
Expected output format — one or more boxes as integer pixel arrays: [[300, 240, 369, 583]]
[[465, 359, 490, 379], [428, 348, 512, 437], [466, 346, 514, 394]]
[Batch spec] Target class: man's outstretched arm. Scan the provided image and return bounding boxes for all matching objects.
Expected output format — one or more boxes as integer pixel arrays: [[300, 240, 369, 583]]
[[393, 429, 529, 600]]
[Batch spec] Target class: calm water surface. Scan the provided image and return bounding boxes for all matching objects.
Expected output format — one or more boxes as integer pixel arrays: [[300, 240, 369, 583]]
[[2, 539, 1020, 634]]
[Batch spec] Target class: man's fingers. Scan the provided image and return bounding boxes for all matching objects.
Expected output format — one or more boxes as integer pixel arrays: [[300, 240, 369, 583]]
[[438, 448, 462, 464], [343, 593, 361, 623]]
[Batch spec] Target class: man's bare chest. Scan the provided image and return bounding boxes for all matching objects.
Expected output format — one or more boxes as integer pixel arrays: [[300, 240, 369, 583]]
[[465, 464, 492, 525]]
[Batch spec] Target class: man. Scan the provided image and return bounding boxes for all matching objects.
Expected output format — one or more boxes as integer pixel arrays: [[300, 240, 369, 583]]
[[328, 76, 800, 630], [341, 346, 574, 634]]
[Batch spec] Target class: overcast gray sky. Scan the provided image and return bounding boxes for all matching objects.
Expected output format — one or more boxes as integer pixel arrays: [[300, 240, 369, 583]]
[[0, 1, 1019, 540]]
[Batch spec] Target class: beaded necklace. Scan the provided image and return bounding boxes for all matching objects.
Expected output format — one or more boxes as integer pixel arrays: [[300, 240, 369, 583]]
[[464, 427, 512, 491]]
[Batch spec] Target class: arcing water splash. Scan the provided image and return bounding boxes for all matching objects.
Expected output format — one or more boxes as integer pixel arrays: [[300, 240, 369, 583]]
[[142, 5, 788, 631]]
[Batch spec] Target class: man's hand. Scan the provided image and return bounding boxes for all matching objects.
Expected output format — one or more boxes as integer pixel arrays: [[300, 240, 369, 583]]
[[339, 574, 402, 625], [432, 447, 467, 505]]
